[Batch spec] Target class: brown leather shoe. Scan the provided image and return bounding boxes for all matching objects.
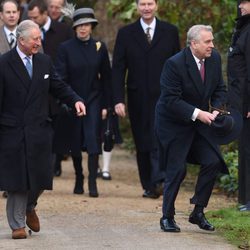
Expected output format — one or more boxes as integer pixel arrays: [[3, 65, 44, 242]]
[[12, 228, 27, 239], [26, 210, 40, 232]]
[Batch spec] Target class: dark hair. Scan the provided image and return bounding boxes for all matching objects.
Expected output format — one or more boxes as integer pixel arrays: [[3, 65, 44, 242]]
[[0, 0, 19, 12], [28, 0, 47, 13], [135, 0, 157, 3]]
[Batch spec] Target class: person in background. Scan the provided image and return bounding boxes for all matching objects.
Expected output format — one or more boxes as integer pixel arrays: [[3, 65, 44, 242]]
[[0, 0, 20, 54], [53, 8, 110, 197], [155, 25, 227, 233], [0, 19, 85, 239], [27, 0, 73, 62], [47, 0, 64, 21], [112, 0, 180, 198], [227, 0, 250, 211], [46, 0, 72, 26]]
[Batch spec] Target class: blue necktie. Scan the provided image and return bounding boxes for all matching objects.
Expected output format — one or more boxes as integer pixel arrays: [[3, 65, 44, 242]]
[[25, 57, 32, 78]]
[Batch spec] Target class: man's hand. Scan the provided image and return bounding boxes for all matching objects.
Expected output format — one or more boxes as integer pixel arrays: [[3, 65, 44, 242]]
[[197, 110, 217, 125], [102, 109, 107, 120], [115, 103, 126, 118], [246, 112, 250, 118], [75, 101, 86, 116]]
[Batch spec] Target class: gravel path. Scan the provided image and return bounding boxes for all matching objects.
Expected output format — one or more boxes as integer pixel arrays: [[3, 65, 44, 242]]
[[0, 148, 236, 249]]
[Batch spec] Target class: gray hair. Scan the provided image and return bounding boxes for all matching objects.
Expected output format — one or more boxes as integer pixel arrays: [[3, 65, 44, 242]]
[[16, 20, 40, 40], [186, 25, 213, 46]]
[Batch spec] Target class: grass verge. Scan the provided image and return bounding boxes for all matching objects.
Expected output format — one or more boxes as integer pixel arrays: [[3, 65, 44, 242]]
[[207, 207, 250, 249]]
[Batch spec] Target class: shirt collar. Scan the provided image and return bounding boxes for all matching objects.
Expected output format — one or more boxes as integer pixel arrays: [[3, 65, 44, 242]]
[[192, 53, 205, 68], [16, 45, 33, 62], [4, 26, 17, 37], [140, 17, 156, 32], [42, 16, 51, 32]]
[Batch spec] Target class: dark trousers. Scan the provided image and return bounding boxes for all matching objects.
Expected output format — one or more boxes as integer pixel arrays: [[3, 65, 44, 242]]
[[239, 118, 250, 204], [162, 134, 222, 218], [136, 148, 165, 191]]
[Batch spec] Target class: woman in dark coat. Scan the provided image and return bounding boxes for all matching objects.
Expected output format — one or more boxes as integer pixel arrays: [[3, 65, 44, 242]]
[[53, 8, 111, 197]]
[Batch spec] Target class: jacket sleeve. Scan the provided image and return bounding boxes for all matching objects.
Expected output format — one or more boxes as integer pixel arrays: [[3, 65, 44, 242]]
[[112, 29, 127, 105]]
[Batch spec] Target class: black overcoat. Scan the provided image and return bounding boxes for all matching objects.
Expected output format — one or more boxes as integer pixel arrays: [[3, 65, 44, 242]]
[[53, 37, 111, 155], [227, 14, 250, 115], [112, 18, 180, 151], [43, 20, 74, 62], [0, 49, 82, 191], [227, 14, 250, 205], [155, 48, 228, 174]]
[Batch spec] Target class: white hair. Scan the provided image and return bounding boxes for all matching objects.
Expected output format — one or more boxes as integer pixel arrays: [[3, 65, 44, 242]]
[[16, 20, 39, 40], [186, 25, 213, 46]]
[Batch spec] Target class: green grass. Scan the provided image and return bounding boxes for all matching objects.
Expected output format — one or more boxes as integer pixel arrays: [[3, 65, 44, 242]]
[[207, 208, 250, 249]]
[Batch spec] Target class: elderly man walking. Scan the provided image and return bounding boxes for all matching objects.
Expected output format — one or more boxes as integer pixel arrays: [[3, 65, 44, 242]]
[[0, 19, 85, 239]]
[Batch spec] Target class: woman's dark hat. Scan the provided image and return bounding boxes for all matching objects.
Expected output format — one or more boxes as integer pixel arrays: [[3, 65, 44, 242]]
[[210, 108, 243, 145], [72, 8, 98, 28]]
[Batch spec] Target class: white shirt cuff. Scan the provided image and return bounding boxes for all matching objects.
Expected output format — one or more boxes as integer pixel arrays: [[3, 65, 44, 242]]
[[191, 108, 201, 121]]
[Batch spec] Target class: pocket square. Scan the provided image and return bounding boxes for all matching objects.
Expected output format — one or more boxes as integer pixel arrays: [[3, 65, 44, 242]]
[[44, 74, 49, 79]]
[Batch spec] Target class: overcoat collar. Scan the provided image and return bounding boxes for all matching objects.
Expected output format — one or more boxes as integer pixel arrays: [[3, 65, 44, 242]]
[[9, 48, 31, 91], [185, 47, 213, 98], [8, 49, 43, 106], [131, 18, 164, 51]]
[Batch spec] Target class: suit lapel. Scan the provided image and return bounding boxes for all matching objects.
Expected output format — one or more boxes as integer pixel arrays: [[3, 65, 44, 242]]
[[149, 19, 163, 49], [9, 49, 31, 91], [25, 54, 44, 107], [185, 48, 205, 97], [131, 20, 150, 51]]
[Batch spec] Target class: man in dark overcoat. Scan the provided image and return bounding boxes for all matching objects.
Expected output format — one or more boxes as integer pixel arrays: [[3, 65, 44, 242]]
[[155, 25, 227, 232], [227, 0, 250, 211], [27, 0, 73, 62], [112, 0, 180, 198], [0, 20, 85, 239]]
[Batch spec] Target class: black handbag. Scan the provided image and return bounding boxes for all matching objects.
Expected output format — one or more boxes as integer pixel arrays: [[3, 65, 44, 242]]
[[103, 109, 115, 152]]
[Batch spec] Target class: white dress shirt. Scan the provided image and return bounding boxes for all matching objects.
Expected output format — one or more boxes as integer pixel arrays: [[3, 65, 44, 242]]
[[140, 17, 156, 40]]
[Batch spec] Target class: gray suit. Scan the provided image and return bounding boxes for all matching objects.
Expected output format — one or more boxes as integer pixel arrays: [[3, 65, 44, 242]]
[[0, 25, 12, 54]]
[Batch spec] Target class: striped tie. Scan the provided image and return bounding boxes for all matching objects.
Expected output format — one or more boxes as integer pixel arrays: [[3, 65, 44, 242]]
[[145, 27, 151, 44], [9, 33, 16, 48]]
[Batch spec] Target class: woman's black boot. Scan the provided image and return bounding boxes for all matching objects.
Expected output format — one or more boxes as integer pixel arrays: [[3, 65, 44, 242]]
[[72, 156, 84, 194], [88, 154, 99, 197], [54, 154, 63, 177]]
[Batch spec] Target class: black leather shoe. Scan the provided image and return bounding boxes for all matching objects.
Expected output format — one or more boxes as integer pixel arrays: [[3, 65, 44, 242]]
[[142, 190, 160, 199], [160, 217, 180, 232], [189, 212, 215, 231]]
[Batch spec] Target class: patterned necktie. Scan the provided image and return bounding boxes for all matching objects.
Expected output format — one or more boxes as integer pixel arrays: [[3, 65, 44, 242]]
[[9, 33, 16, 48], [199, 60, 205, 82], [146, 27, 151, 44], [25, 57, 32, 78]]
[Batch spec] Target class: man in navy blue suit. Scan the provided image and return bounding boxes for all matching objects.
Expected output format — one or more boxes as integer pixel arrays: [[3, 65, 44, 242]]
[[112, 0, 180, 199], [155, 25, 227, 232]]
